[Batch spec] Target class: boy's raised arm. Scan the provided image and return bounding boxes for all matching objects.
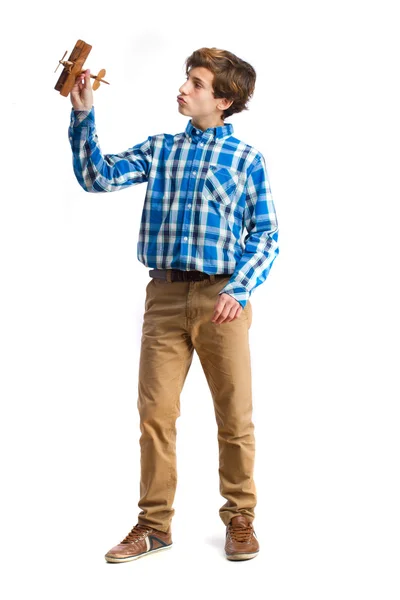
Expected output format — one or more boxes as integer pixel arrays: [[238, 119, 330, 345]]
[[68, 70, 153, 193]]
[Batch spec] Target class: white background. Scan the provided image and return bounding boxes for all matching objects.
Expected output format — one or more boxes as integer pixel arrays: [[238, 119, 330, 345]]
[[1, 0, 399, 598]]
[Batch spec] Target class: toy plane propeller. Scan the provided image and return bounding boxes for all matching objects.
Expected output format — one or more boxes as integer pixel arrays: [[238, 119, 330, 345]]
[[54, 39, 110, 97]]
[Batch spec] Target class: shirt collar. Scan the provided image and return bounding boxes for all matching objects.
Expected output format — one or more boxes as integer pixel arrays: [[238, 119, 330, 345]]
[[184, 119, 233, 142]]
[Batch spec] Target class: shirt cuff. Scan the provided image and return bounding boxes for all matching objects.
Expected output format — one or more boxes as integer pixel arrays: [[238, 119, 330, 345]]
[[218, 285, 249, 310], [70, 106, 95, 127]]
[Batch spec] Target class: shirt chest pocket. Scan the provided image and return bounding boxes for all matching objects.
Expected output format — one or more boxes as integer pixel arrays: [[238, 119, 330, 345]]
[[202, 165, 240, 205]]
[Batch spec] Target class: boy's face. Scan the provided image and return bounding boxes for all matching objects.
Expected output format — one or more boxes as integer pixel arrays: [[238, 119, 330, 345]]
[[177, 66, 230, 123]]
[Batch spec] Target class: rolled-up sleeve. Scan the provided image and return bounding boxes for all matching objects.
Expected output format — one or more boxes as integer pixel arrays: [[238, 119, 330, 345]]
[[68, 106, 153, 193]]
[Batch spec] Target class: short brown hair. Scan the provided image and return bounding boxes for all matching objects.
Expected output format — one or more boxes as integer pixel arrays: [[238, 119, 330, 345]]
[[183, 47, 256, 121]]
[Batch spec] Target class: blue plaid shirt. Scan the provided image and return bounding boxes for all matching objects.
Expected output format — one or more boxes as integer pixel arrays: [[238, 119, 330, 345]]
[[68, 106, 279, 309]]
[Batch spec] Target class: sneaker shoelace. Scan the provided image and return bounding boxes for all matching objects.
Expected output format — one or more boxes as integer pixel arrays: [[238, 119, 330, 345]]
[[120, 524, 152, 544], [228, 523, 254, 543]]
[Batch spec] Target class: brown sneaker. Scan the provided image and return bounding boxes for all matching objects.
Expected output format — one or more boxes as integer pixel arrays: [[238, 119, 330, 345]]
[[105, 523, 172, 563], [225, 515, 259, 560]]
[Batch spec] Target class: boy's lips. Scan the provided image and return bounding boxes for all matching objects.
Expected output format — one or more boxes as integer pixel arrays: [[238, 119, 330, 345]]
[[177, 96, 186, 103]]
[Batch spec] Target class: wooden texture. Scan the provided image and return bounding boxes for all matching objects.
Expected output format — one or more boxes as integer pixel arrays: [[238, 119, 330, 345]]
[[54, 39, 92, 97]]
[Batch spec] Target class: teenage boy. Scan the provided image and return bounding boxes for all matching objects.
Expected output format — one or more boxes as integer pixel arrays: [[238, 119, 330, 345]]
[[68, 47, 279, 562]]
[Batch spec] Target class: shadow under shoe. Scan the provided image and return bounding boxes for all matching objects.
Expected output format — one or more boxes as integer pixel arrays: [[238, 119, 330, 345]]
[[105, 523, 172, 563], [225, 515, 259, 560]]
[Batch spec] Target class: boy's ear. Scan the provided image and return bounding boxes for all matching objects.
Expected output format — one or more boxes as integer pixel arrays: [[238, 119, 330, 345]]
[[218, 98, 233, 111]]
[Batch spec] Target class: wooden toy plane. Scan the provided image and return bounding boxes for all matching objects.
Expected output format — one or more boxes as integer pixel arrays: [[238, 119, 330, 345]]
[[54, 39, 110, 97]]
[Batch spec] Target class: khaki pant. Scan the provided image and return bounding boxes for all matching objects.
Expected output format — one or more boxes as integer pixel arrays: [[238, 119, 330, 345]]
[[136, 273, 255, 532]]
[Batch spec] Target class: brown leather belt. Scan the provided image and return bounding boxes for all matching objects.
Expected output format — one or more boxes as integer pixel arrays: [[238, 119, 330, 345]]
[[149, 269, 230, 282]]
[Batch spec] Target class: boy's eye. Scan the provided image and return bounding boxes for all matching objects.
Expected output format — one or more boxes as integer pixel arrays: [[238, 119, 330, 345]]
[[186, 76, 201, 88]]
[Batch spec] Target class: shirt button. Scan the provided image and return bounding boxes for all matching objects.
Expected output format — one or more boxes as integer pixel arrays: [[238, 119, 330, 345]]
[[69, 136, 72, 140], [199, 142, 204, 146], [192, 170, 197, 175], [207, 195, 213, 200], [184, 236, 188, 241], [196, 130, 200, 134], [187, 203, 191, 208]]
